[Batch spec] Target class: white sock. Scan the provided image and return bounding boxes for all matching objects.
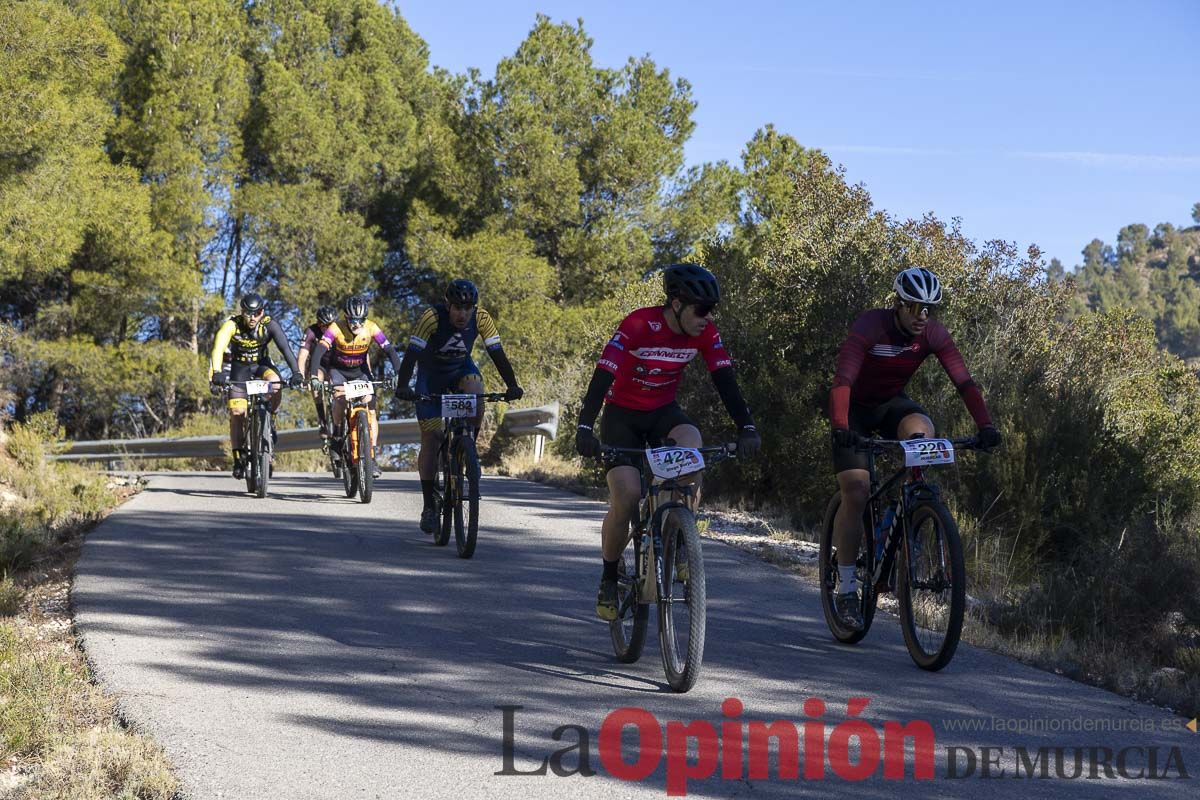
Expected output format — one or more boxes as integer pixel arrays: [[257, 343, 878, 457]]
[[838, 565, 858, 594]]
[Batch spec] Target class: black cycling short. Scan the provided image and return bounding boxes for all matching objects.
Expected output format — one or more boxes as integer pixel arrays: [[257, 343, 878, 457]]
[[600, 402, 697, 470], [832, 393, 929, 473], [328, 366, 373, 386], [226, 361, 279, 404]]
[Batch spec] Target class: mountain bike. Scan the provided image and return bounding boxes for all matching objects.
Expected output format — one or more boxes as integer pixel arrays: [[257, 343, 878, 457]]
[[599, 442, 737, 693], [418, 392, 506, 558], [819, 435, 986, 671], [221, 379, 286, 499], [324, 378, 392, 504]]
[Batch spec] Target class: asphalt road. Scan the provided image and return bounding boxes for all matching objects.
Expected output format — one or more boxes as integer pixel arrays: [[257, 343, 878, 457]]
[[74, 472, 1197, 799]]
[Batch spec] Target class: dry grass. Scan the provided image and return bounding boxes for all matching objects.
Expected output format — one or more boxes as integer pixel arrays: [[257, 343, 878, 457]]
[[0, 418, 180, 798]]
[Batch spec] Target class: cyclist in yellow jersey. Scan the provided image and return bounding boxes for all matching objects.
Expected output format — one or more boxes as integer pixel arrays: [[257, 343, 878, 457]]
[[208, 292, 302, 478], [309, 296, 403, 479], [394, 280, 523, 533]]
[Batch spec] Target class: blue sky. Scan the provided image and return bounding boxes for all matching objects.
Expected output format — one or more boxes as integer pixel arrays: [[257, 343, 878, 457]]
[[401, 0, 1200, 269]]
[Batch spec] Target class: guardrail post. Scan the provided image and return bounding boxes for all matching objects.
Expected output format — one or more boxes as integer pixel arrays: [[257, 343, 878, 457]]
[[533, 434, 545, 463]]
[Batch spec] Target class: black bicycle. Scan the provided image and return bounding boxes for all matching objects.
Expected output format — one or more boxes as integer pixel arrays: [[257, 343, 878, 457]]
[[220, 379, 288, 499], [600, 442, 736, 693], [419, 392, 506, 558], [819, 435, 985, 670]]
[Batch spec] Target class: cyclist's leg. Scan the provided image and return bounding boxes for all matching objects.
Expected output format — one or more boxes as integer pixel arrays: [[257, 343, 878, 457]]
[[455, 362, 485, 430], [226, 363, 252, 471], [655, 403, 702, 508], [603, 466, 642, 561], [599, 404, 648, 562], [895, 409, 933, 440], [262, 366, 282, 413], [415, 368, 448, 524], [831, 401, 879, 594], [328, 368, 350, 438], [313, 365, 329, 434]]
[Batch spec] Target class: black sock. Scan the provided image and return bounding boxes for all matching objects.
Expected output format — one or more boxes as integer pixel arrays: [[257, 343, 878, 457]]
[[602, 558, 619, 582], [421, 480, 436, 508]]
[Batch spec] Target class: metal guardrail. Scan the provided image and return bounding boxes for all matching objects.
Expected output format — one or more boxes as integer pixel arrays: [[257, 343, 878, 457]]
[[49, 402, 560, 463]]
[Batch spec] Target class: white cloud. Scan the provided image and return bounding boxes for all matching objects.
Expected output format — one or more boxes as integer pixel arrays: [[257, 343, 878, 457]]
[[1010, 151, 1200, 169]]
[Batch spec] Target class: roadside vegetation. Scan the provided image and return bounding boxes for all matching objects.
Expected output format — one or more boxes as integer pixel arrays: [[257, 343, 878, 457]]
[[0, 415, 178, 799]]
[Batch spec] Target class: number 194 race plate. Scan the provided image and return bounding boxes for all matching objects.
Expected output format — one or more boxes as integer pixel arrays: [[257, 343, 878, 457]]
[[646, 447, 705, 480], [343, 380, 374, 400], [901, 438, 955, 467], [440, 394, 477, 418]]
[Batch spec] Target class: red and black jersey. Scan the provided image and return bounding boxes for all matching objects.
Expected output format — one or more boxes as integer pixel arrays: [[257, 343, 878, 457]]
[[596, 307, 732, 412], [829, 308, 991, 430]]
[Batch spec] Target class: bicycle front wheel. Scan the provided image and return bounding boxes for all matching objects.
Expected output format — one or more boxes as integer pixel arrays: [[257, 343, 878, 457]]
[[256, 406, 271, 499], [610, 535, 648, 664], [898, 500, 966, 671], [453, 436, 480, 559], [658, 508, 706, 693], [434, 437, 453, 547], [356, 411, 373, 504], [243, 413, 258, 495], [818, 492, 877, 643]]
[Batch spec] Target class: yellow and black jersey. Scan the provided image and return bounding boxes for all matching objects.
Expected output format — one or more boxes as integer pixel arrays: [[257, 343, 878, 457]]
[[209, 315, 298, 378]]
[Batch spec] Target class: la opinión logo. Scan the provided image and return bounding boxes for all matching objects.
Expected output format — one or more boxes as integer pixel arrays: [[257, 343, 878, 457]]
[[496, 697, 935, 796]]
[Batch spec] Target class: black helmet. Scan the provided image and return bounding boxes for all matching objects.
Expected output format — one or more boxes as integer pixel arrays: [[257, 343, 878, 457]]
[[445, 279, 479, 307], [663, 263, 720, 306], [343, 296, 369, 326], [240, 292, 266, 315], [316, 304, 336, 326]]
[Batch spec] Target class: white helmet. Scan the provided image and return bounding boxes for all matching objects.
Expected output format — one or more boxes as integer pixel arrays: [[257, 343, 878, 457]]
[[893, 267, 942, 304]]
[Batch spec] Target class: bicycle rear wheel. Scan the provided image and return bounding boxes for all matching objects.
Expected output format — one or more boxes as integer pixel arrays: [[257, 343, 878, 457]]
[[341, 435, 357, 498], [658, 508, 706, 692], [356, 411, 373, 504], [453, 436, 480, 559], [610, 535, 648, 663], [818, 491, 878, 643], [898, 501, 965, 671]]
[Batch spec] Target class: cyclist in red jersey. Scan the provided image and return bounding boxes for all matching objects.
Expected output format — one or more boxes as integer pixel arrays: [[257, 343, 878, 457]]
[[828, 267, 1002, 629], [576, 263, 761, 620]]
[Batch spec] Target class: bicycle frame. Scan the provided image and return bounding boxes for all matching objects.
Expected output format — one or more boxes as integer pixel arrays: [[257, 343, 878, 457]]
[[605, 444, 735, 605], [324, 379, 389, 463], [859, 437, 974, 594]]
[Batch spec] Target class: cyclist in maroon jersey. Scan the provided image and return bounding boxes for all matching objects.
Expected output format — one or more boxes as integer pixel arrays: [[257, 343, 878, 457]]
[[829, 267, 1002, 630], [576, 263, 761, 620]]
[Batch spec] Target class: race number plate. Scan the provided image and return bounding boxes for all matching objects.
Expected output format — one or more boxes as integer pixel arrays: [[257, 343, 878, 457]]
[[343, 380, 374, 400], [901, 438, 956, 467], [441, 394, 477, 418], [245, 380, 270, 396], [646, 447, 706, 480]]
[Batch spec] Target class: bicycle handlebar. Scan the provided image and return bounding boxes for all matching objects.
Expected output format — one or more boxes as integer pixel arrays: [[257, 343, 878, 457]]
[[857, 435, 983, 453], [599, 442, 738, 462], [416, 392, 507, 402]]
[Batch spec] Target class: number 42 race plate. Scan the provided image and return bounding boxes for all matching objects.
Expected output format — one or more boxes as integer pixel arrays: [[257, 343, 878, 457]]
[[900, 438, 956, 467], [646, 447, 706, 480]]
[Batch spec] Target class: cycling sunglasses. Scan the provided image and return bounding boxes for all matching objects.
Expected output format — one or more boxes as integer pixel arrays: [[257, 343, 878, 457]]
[[901, 301, 934, 317], [690, 303, 716, 318]]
